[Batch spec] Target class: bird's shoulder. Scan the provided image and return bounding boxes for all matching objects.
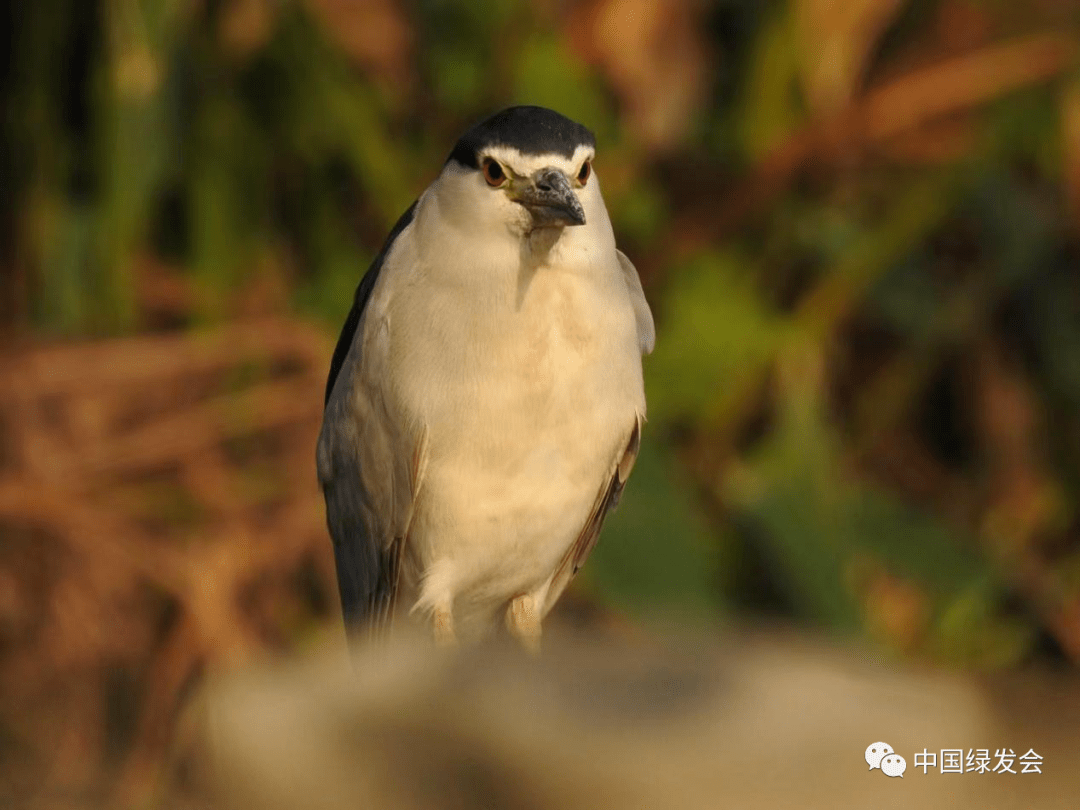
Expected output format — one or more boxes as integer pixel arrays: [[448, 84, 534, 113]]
[[323, 200, 419, 407], [615, 249, 655, 356]]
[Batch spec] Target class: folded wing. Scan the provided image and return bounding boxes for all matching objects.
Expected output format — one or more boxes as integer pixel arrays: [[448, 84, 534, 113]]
[[317, 203, 423, 641]]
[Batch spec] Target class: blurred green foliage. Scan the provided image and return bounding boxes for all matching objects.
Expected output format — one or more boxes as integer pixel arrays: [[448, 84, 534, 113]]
[[5, 0, 1080, 669]]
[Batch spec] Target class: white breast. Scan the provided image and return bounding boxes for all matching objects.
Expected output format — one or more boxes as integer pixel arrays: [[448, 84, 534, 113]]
[[372, 202, 645, 640]]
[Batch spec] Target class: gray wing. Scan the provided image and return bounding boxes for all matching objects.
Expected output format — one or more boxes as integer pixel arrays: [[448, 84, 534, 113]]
[[324, 203, 417, 406], [552, 253, 652, 596], [317, 202, 421, 640], [550, 416, 643, 601], [617, 249, 655, 355], [549, 252, 653, 598]]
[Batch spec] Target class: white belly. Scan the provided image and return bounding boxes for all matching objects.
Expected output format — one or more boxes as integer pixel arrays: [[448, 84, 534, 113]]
[[390, 260, 643, 639]]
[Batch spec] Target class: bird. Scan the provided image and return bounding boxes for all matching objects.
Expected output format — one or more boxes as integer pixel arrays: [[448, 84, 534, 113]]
[[316, 106, 654, 653]]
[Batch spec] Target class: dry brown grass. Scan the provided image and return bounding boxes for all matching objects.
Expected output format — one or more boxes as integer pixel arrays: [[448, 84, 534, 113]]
[[0, 316, 339, 809]]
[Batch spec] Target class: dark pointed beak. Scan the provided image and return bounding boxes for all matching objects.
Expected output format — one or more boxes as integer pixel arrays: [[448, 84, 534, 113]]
[[511, 168, 586, 227]]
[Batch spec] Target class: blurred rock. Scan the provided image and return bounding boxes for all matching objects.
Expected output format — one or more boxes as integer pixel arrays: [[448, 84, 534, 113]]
[[190, 627, 1080, 809]]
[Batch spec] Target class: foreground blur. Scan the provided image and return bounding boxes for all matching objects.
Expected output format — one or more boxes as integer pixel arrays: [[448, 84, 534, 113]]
[[193, 626, 1080, 810]]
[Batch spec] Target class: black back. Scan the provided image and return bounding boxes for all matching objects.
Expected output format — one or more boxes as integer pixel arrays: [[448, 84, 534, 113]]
[[321, 201, 417, 642], [446, 106, 595, 169], [324, 201, 418, 406]]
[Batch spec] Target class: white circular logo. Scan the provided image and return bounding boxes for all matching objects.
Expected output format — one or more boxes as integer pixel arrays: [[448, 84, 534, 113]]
[[865, 741, 894, 770], [881, 754, 907, 778]]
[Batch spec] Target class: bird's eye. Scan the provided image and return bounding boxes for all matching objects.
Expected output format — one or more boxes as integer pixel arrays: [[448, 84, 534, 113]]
[[577, 160, 591, 184], [482, 158, 506, 187]]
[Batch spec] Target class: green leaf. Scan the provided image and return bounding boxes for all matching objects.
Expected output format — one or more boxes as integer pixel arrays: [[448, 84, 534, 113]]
[[646, 250, 782, 424], [737, 6, 804, 161], [582, 435, 725, 620]]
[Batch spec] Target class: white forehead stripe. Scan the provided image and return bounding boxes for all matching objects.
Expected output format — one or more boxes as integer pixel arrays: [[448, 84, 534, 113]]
[[482, 144, 594, 177]]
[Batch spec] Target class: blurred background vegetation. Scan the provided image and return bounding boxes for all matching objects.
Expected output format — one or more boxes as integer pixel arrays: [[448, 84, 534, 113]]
[[3, 0, 1080, 806]]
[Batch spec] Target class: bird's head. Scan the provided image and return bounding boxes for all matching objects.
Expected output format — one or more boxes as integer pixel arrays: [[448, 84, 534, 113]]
[[434, 106, 603, 241]]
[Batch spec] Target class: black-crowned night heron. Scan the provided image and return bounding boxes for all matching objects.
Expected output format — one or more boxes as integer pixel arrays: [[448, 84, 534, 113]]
[[317, 106, 654, 652]]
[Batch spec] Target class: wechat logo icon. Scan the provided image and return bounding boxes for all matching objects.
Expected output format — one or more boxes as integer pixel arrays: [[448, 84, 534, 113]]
[[866, 742, 906, 778]]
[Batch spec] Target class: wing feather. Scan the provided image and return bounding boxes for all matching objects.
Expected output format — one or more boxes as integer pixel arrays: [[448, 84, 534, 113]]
[[317, 202, 421, 642], [616, 249, 655, 355], [547, 253, 651, 607], [324, 202, 418, 405], [550, 415, 643, 600]]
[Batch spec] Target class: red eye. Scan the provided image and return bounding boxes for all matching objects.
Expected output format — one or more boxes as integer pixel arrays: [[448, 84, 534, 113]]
[[482, 158, 505, 187], [577, 160, 591, 184]]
